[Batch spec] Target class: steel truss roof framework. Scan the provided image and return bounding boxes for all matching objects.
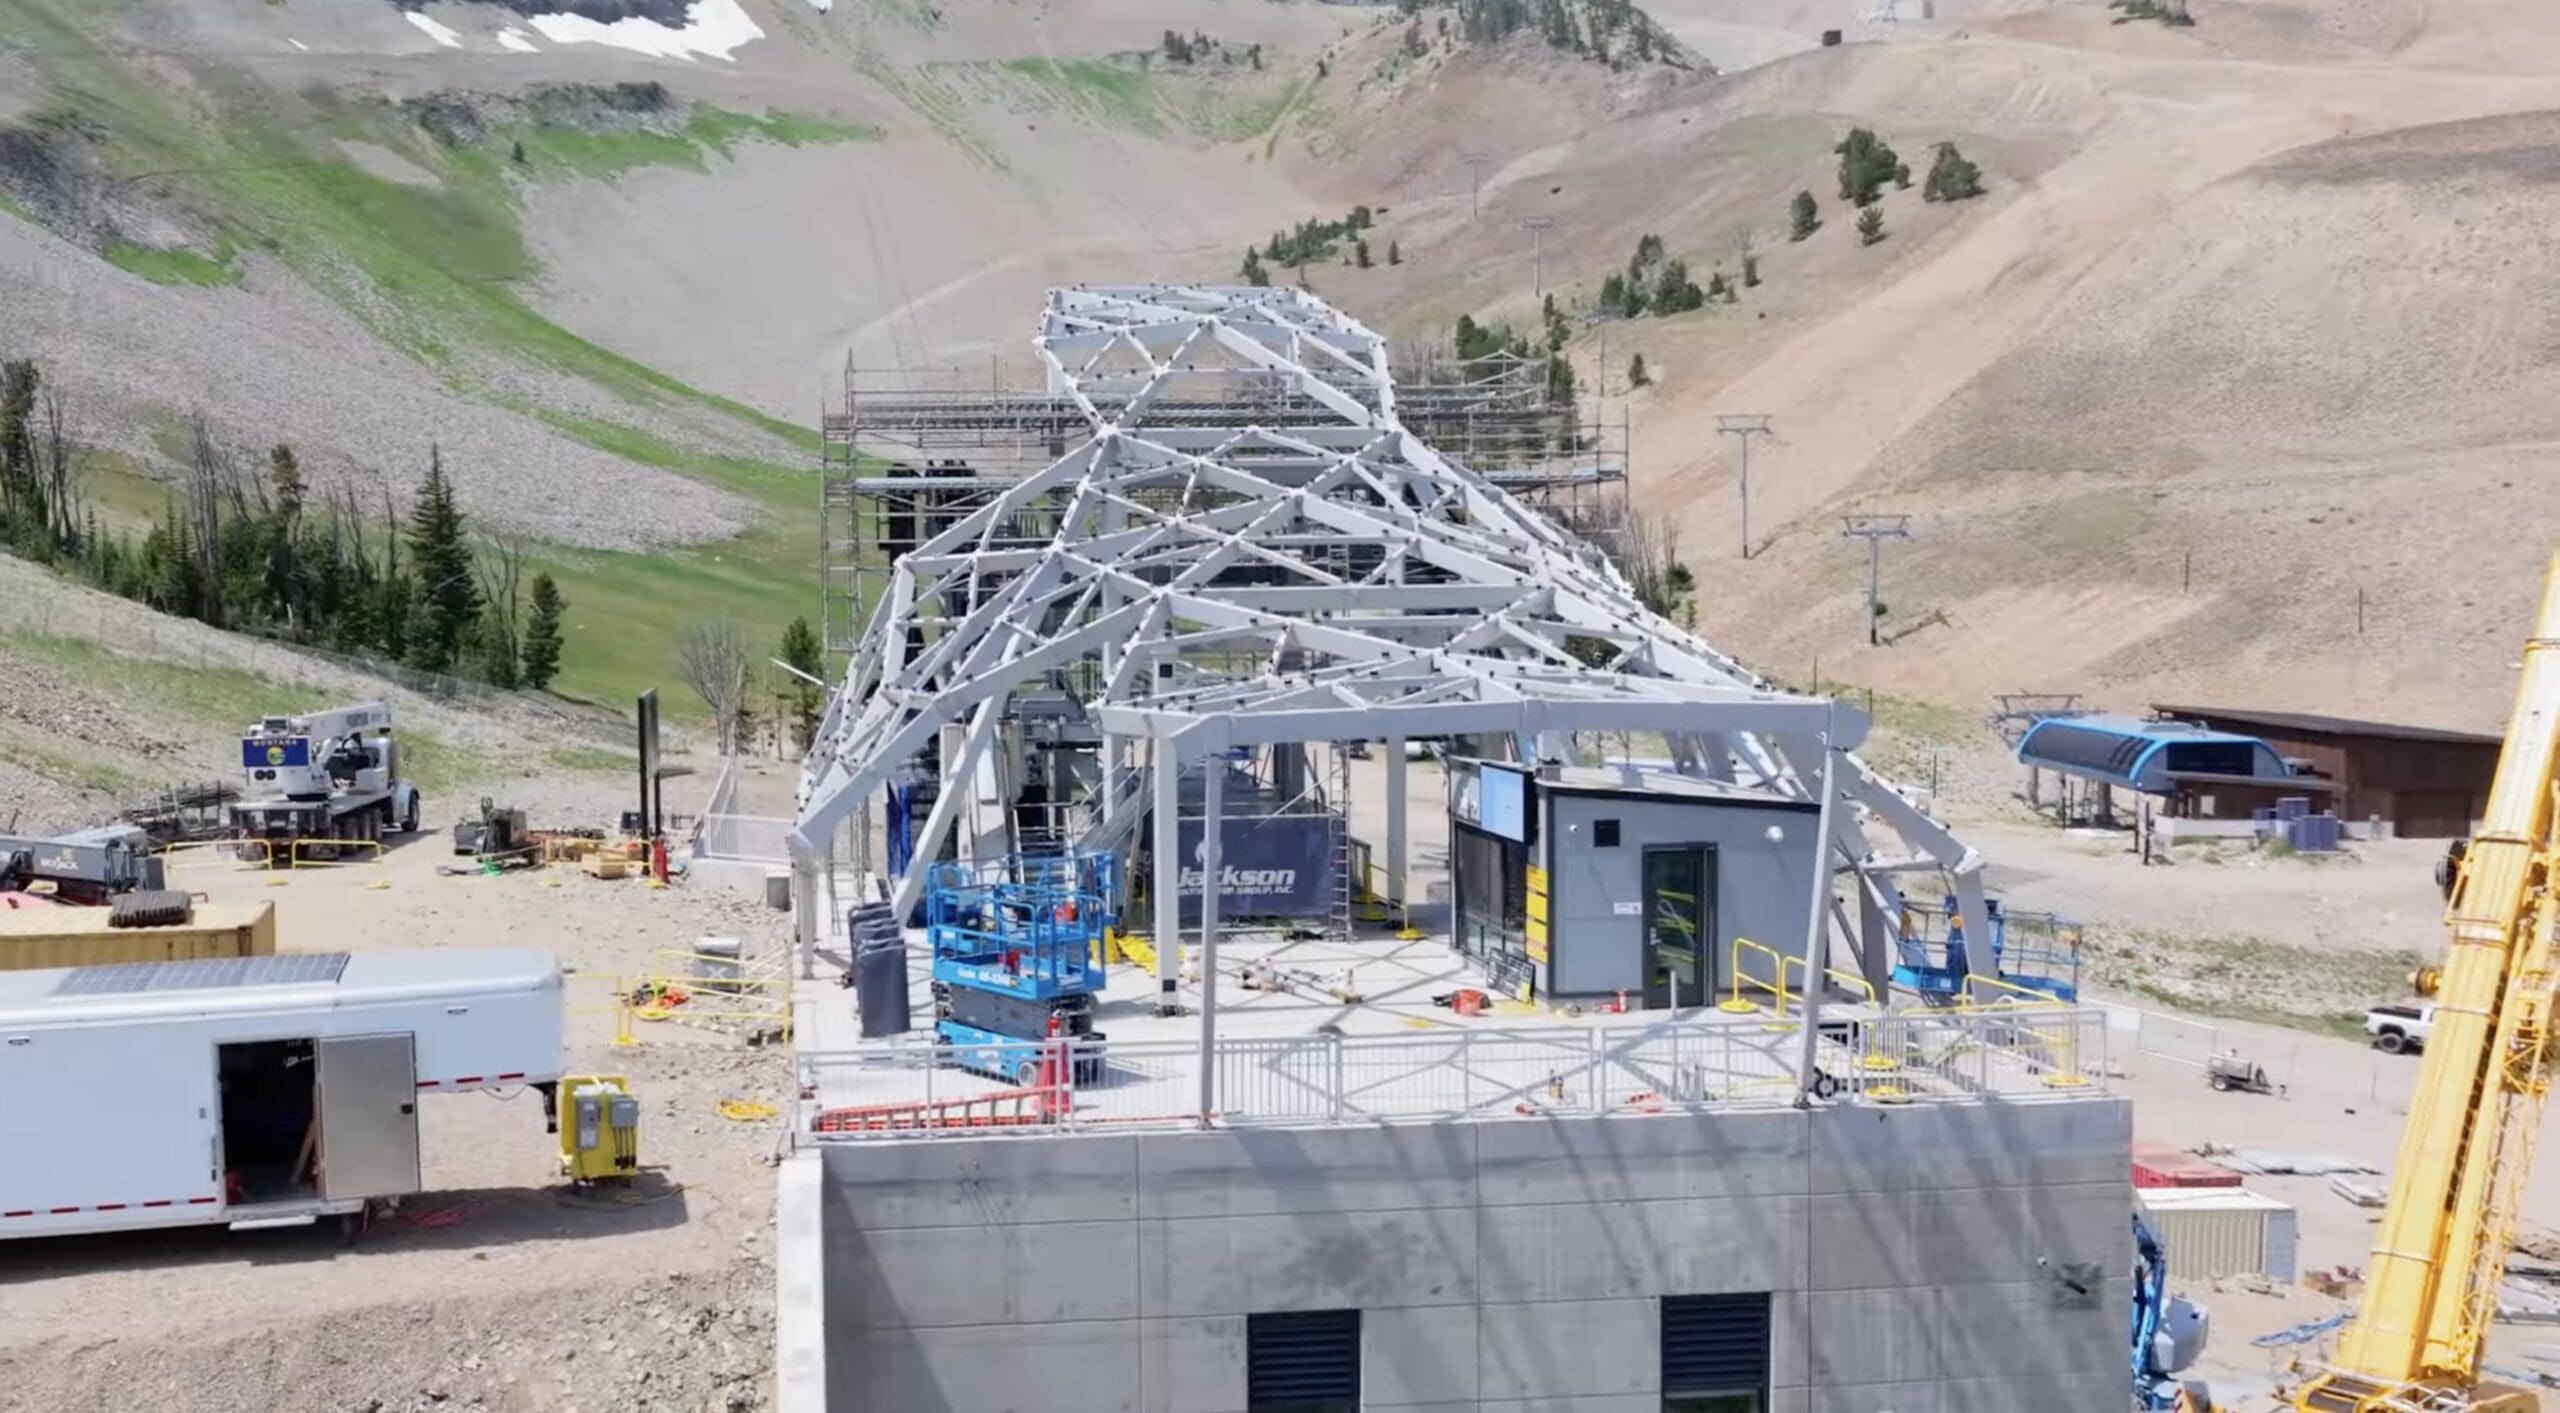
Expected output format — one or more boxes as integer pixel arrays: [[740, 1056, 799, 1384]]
[[791, 286, 1994, 986]]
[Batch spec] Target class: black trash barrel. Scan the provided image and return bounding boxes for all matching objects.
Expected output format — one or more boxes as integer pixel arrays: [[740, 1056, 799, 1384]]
[[851, 902, 911, 1038]]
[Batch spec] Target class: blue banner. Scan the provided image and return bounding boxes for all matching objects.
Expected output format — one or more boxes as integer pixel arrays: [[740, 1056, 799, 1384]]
[[1171, 814, 1337, 922]]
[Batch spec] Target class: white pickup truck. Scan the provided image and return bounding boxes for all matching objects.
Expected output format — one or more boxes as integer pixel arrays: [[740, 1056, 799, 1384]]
[[2365, 1002, 2432, 1055]]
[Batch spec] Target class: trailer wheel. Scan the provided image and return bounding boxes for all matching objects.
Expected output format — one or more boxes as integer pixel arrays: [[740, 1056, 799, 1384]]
[[403, 795, 421, 834], [1012, 1059, 1041, 1088]]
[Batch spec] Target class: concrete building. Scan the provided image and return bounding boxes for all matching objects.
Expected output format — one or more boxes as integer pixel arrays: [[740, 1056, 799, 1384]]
[[777, 289, 2133, 1413], [788, 1098, 2132, 1413]]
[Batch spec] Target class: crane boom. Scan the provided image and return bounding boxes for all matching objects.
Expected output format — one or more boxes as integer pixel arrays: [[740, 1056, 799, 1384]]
[[2294, 552, 2560, 1413]]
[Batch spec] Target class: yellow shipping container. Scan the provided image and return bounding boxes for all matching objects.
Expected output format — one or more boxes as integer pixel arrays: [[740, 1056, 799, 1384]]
[[0, 900, 278, 970]]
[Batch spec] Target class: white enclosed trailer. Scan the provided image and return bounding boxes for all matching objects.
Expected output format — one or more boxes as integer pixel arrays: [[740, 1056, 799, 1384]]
[[0, 947, 563, 1239]]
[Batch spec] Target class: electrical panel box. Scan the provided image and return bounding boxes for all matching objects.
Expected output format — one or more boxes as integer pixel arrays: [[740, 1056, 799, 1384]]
[[557, 1075, 640, 1183]]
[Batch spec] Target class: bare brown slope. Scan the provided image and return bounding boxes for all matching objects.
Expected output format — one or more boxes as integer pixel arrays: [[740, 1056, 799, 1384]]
[[1689, 109, 2560, 730]]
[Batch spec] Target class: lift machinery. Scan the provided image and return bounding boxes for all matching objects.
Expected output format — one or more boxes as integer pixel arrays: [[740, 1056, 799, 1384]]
[[2290, 551, 2560, 1413]]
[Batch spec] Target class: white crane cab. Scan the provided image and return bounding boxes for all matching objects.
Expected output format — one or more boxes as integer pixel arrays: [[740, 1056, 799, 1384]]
[[0, 948, 563, 1239]]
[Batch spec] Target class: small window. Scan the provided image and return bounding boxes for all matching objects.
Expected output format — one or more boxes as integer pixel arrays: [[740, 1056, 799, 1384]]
[[1595, 818, 1622, 847], [1248, 1309, 1360, 1413], [1662, 1292, 1770, 1413]]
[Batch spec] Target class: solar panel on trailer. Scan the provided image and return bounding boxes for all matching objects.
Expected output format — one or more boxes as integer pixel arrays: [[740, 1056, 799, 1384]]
[[54, 951, 352, 997]]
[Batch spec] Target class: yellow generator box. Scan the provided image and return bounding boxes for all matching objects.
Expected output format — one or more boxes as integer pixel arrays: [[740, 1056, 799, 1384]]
[[558, 1075, 641, 1183], [0, 900, 278, 971]]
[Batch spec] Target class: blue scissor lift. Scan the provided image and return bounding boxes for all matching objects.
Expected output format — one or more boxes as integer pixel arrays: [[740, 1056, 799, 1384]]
[[1890, 897, 2084, 1003], [927, 851, 1119, 1086]]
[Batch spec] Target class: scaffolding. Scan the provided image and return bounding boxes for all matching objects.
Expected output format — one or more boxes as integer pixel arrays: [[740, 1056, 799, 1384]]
[[817, 346, 1626, 660]]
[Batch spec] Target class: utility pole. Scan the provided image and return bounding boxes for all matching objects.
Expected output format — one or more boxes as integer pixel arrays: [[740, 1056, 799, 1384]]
[[1715, 414, 1770, 559], [1841, 514, 1912, 645], [1519, 217, 1554, 299], [1458, 151, 1491, 218]]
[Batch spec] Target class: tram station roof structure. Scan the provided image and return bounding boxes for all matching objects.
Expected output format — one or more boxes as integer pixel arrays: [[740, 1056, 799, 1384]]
[[792, 285, 1992, 961]]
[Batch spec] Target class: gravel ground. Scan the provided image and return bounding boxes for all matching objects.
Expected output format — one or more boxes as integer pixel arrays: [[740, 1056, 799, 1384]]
[[0, 772, 796, 1413]]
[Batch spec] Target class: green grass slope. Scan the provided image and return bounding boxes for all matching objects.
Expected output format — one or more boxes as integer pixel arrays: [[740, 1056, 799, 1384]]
[[0, 0, 871, 704]]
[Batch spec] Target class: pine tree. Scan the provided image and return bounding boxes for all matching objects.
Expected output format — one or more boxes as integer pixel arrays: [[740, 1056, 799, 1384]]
[[1923, 142, 1984, 202], [1627, 353, 1650, 388], [1387, 240, 1401, 266], [1834, 128, 1899, 206], [1856, 202, 1885, 246], [522, 572, 565, 690], [780, 615, 823, 750], [1893, 161, 1911, 189], [1241, 248, 1268, 286], [404, 445, 480, 674], [267, 444, 306, 632], [1742, 252, 1761, 287], [1789, 190, 1819, 242], [1355, 238, 1372, 268]]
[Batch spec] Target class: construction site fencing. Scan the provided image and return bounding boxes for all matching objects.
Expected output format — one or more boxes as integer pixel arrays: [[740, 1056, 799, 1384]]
[[795, 1006, 2112, 1142], [695, 814, 793, 864]]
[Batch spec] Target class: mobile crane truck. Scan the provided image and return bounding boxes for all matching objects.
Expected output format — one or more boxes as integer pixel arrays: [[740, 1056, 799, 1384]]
[[228, 701, 421, 858], [2289, 550, 2560, 1413]]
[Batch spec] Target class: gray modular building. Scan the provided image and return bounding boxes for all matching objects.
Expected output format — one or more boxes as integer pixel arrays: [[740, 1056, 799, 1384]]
[[1450, 763, 1820, 1009], [796, 1098, 2133, 1412]]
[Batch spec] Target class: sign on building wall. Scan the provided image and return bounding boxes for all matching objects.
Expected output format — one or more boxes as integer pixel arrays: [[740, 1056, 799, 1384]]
[[1172, 815, 1339, 922]]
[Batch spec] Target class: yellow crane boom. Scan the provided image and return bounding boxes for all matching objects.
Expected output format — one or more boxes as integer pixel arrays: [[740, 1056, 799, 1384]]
[[2294, 551, 2560, 1413]]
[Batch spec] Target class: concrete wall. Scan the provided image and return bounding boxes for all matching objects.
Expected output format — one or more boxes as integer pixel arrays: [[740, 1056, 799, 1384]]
[[1540, 789, 1819, 1000], [813, 1098, 2132, 1413]]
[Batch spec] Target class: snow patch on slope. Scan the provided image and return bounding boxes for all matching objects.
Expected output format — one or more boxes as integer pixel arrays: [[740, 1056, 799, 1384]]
[[497, 26, 539, 52], [405, 11, 464, 47], [525, 0, 765, 62]]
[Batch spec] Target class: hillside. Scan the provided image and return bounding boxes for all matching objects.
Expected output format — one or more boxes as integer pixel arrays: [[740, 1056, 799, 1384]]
[[0, 0, 2554, 751]]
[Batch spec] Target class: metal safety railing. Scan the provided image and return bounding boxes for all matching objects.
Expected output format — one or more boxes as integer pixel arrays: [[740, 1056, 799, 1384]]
[[694, 813, 793, 864], [795, 1006, 2112, 1142]]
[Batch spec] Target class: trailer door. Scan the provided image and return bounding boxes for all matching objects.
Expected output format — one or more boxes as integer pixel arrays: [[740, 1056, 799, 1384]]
[[316, 1034, 419, 1200]]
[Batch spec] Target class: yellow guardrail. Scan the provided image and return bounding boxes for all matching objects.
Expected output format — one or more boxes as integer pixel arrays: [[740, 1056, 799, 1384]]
[[564, 971, 638, 1048], [289, 838, 382, 868], [1721, 937, 1795, 1028], [1356, 862, 1427, 939], [161, 838, 277, 872], [1957, 971, 2069, 1011], [1955, 972, 2088, 1087]]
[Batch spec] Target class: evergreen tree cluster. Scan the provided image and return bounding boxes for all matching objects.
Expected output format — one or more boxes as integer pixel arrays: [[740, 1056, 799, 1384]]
[[1922, 142, 1984, 202], [1597, 233, 1706, 317], [1837, 130, 1985, 210], [1242, 206, 1379, 279], [0, 358, 568, 692], [1425, 0, 1679, 67], [1160, 31, 1264, 66], [1835, 128, 1901, 206]]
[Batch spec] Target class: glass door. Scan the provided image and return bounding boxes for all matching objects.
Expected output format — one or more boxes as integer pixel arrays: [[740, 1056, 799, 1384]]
[[1642, 846, 1711, 1010]]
